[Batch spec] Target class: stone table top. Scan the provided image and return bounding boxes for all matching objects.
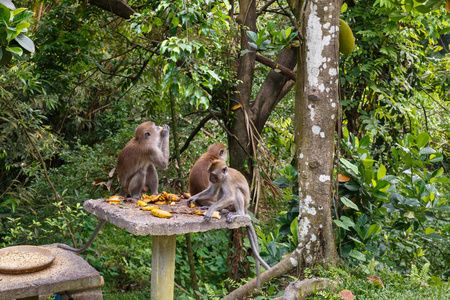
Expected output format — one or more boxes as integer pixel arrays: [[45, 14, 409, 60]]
[[83, 198, 251, 236], [0, 244, 103, 300]]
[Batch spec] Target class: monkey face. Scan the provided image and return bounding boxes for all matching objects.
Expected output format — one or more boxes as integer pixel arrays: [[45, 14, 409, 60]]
[[209, 172, 220, 184]]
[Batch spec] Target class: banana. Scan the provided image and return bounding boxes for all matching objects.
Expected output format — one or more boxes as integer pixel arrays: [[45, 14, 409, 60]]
[[141, 205, 160, 211], [151, 209, 172, 218], [137, 200, 147, 207], [106, 195, 125, 204]]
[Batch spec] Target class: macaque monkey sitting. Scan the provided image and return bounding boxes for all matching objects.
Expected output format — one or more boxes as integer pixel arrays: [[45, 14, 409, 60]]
[[58, 121, 170, 253], [188, 142, 227, 197], [117, 121, 170, 199], [187, 160, 270, 287]]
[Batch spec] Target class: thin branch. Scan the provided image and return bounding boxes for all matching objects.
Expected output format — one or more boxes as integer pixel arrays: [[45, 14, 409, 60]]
[[257, 0, 277, 15], [276, 0, 297, 28], [178, 113, 214, 155], [255, 53, 296, 81]]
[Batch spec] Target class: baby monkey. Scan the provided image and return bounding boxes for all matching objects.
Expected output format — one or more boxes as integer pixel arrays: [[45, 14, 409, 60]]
[[187, 160, 270, 288]]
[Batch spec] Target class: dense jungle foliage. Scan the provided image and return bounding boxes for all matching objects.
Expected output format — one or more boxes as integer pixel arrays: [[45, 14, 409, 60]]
[[1, 0, 449, 299]]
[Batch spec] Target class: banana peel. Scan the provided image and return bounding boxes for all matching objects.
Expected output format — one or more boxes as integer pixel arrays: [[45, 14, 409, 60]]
[[193, 210, 221, 219], [106, 195, 125, 204]]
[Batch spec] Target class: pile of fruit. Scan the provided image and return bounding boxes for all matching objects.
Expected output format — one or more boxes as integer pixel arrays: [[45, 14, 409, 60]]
[[105, 192, 220, 220]]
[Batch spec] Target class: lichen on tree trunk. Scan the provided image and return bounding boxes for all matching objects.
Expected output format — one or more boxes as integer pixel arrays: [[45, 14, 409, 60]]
[[294, 0, 340, 266]]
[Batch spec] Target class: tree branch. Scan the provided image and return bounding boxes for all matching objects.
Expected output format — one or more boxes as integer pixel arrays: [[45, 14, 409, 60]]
[[255, 53, 296, 81], [86, 0, 136, 19], [274, 278, 337, 300], [221, 249, 303, 300], [178, 113, 214, 155]]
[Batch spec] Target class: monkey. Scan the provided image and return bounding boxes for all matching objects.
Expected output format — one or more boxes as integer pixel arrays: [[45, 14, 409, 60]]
[[117, 121, 170, 199], [187, 160, 270, 288], [58, 121, 169, 253], [188, 142, 227, 198]]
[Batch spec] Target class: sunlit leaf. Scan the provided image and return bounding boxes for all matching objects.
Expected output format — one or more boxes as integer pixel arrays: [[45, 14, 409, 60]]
[[341, 196, 359, 211]]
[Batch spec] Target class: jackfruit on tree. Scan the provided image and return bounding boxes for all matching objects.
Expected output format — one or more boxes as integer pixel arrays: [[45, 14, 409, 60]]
[[339, 19, 355, 55]]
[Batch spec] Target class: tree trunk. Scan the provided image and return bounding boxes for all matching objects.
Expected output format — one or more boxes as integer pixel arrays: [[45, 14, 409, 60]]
[[228, 0, 257, 181], [294, 0, 339, 266]]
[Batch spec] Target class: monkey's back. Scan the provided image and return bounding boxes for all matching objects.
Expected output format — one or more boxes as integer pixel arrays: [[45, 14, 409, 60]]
[[227, 167, 250, 207], [188, 155, 212, 195]]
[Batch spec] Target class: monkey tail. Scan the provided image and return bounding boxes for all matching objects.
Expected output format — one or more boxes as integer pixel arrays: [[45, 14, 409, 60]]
[[246, 224, 271, 270], [246, 223, 271, 289], [57, 219, 107, 253]]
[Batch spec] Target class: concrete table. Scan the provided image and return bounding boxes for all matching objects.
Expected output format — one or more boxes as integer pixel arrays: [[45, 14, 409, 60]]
[[0, 244, 104, 300], [83, 198, 251, 299]]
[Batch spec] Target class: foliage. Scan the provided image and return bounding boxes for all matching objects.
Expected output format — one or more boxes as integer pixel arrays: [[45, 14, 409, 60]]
[[336, 128, 450, 274], [340, 0, 450, 141], [0, 0, 449, 298], [306, 263, 450, 300], [0, 0, 35, 65]]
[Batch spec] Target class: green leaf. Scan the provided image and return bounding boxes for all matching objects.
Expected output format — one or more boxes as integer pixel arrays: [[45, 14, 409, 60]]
[[416, 132, 430, 148], [333, 219, 348, 230], [349, 249, 366, 261], [14, 33, 34, 52], [341, 196, 359, 211], [15, 21, 29, 33], [419, 147, 435, 155], [367, 224, 382, 237], [5, 46, 22, 55], [425, 227, 435, 235], [0, 4, 10, 22], [0, 0, 15, 10], [290, 217, 298, 246], [404, 211, 415, 219], [246, 31, 258, 43], [429, 153, 443, 163], [377, 164, 386, 180], [11, 9, 33, 24], [359, 135, 371, 148], [285, 27, 292, 39], [434, 176, 450, 183], [11, 7, 25, 16], [362, 158, 375, 168], [340, 158, 360, 175]]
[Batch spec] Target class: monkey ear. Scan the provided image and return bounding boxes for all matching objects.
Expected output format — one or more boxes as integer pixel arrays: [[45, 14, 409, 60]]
[[222, 166, 228, 174], [145, 131, 151, 139], [219, 149, 225, 156]]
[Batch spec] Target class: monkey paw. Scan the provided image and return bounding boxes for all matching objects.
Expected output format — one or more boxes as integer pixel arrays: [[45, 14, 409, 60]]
[[203, 214, 212, 222], [187, 197, 196, 208], [226, 212, 238, 223], [161, 124, 170, 136]]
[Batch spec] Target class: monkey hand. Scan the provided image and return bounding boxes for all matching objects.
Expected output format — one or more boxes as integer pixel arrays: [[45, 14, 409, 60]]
[[226, 212, 239, 223], [187, 196, 197, 208], [161, 124, 170, 137], [203, 210, 214, 222]]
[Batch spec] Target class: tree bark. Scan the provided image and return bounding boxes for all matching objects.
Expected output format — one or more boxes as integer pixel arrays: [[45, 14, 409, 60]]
[[293, 0, 340, 266], [86, 0, 135, 19], [228, 0, 257, 181], [276, 278, 337, 300], [221, 250, 302, 300]]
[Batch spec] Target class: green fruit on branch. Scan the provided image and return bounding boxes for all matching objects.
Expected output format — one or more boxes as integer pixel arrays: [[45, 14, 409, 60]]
[[339, 19, 355, 55]]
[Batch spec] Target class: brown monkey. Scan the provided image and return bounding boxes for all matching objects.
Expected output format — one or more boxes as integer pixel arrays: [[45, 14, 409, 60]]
[[117, 121, 170, 199], [58, 122, 169, 253], [188, 142, 227, 197], [187, 160, 270, 288]]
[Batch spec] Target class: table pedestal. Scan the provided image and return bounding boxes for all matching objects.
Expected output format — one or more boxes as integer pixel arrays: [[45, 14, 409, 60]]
[[151, 235, 176, 299]]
